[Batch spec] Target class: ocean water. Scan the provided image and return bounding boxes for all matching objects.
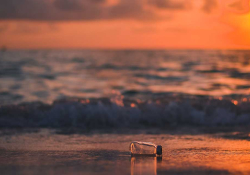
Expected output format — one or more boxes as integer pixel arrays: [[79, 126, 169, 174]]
[[1, 50, 250, 129]]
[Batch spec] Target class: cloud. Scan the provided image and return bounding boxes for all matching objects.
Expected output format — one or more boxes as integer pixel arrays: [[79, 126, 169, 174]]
[[147, 0, 190, 10], [228, 0, 250, 13], [0, 0, 54, 20], [108, 0, 157, 20], [0, 21, 60, 35], [202, 0, 217, 13], [54, 0, 84, 11], [0, 0, 190, 21], [1, 0, 249, 22]]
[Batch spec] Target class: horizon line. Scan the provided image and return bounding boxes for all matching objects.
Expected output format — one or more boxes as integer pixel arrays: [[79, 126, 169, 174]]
[[2, 46, 250, 51]]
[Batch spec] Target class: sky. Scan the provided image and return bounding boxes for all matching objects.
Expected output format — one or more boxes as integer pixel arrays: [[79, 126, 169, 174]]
[[0, 0, 250, 49]]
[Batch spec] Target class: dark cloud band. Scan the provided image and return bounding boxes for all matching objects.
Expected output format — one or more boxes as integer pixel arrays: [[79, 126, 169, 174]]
[[0, 0, 190, 21], [202, 0, 217, 13], [1, 0, 246, 21]]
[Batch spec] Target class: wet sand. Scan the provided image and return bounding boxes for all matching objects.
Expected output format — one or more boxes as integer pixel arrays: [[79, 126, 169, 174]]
[[0, 129, 250, 175]]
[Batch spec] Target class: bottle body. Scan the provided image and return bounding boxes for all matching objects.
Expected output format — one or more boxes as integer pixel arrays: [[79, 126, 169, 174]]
[[130, 141, 162, 156]]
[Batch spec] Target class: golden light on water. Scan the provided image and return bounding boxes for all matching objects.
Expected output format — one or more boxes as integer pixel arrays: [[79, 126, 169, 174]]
[[111, 90, 124, 107], [80, 99, 90, 104], [130, 103, 136, 108], [232, 100, 238, 105]]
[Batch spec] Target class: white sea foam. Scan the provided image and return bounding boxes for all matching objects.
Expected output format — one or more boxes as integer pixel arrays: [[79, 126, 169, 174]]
[[1, 97, 250, 129]]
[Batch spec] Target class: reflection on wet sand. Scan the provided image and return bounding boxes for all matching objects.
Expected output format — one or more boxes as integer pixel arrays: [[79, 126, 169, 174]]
[[1, 130, 250, 175], [131, 156, 162, 175]]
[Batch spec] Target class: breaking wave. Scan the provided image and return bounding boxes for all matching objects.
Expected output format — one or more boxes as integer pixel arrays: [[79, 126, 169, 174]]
[[1, 95, 250, 129]]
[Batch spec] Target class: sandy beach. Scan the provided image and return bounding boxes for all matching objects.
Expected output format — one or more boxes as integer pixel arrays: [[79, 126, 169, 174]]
[[0, 129, 249, 175]]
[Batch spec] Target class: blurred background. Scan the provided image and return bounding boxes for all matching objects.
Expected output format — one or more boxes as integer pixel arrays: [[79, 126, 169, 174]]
[[1, 0, 250, 106]]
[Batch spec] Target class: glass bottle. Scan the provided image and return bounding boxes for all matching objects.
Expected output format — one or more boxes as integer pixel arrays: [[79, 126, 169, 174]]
[[129, 141, 162, 156]]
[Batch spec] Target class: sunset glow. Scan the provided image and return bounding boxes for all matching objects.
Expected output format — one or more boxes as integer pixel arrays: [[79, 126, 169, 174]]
[[0, 0, 250, 49]]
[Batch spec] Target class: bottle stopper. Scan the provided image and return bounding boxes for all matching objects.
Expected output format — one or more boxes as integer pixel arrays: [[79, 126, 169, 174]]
[[156, 145, 162, 155]]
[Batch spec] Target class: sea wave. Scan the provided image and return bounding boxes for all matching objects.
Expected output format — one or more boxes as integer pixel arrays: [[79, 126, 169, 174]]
[[1, 95, 250, 129]]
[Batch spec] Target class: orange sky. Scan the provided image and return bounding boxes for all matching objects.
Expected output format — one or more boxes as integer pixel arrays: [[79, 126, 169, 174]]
[[0, 0, 250, 49]]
